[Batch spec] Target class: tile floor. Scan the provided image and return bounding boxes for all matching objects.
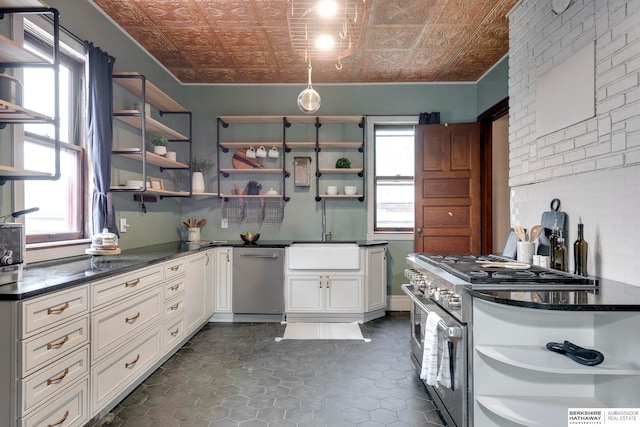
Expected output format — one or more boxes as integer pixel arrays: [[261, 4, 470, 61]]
[[101, 312, 445, 427]]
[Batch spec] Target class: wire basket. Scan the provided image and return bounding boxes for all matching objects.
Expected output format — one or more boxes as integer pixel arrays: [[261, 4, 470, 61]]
[[243, 198, 264, 225], [263, 198, 285, 224], [222, 198, 244, 224]]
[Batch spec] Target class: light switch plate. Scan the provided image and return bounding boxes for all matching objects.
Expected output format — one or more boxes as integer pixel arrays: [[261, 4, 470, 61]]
[[221, 218, 228, 229]]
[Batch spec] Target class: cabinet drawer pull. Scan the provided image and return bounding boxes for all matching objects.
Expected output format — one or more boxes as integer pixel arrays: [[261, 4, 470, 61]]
[[47, 410, 69, 427], [47, 302, 69, 315], [170, 303, 180, 311], [47, 335, 70, 350], [125, 278, 140, 287], [125, 312, 141, 323], [169, 284, 180, 291], [327, 277, 331, 288], [170, 265, 181, 271], [46, 368, 69, 385], [170, 328, 180, 337], [125, 354, 140, 368]]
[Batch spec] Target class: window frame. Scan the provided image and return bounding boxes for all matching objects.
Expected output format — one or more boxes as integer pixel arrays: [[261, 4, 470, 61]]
[[9, 15, 89, 255], [366, 116, 418, 241]]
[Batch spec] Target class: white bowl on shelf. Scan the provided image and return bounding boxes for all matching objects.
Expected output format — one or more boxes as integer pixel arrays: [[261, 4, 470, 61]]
[[326, 186, 338, 195], [344, 186, 357, 195]]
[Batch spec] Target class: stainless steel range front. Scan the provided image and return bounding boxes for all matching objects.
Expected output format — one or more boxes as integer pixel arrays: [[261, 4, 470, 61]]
[[403, 253, 598, 427]]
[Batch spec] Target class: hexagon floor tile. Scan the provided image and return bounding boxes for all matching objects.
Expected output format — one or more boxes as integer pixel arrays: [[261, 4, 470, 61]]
[[99, 312, 445, 427]]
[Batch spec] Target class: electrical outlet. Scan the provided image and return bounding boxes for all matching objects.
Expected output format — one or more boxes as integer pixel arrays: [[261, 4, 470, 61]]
[[120, 218, 129, 233], [221, 218, 228, 229]]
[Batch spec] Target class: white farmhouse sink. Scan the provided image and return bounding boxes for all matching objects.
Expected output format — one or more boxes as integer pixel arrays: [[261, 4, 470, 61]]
[[287, 243, 360, 270]]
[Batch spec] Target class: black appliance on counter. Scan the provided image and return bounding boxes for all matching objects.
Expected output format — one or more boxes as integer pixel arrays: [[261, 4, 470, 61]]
[[403, 253, 598, 427]]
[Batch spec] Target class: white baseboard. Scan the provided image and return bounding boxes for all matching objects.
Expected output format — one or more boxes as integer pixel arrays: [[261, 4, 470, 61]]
[[388, 294, 410, 312]]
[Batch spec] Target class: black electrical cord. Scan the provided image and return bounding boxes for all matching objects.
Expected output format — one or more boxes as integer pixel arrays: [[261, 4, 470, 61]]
[[546, 340, 605, 366]]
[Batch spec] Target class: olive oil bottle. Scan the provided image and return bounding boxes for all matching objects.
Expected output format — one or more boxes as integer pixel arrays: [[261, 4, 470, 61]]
[[553, 230, 567, 272], [574, 219, 588, 276], [549, 219, 559, 268]]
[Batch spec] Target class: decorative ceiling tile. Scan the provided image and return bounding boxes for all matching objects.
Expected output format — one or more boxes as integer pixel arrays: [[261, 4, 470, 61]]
[[92, 0, 518, 84]]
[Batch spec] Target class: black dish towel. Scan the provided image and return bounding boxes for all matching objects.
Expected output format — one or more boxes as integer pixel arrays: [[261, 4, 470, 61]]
[[546, 340, 605, 366]]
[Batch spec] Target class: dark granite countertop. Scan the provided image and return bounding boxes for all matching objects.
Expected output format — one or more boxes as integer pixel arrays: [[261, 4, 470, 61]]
[[467, 277, 640, 311], [1, 240, 388, 301]]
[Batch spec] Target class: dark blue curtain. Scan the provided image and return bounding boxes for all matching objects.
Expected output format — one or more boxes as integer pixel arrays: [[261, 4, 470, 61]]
[[87, 43, 118, 236]]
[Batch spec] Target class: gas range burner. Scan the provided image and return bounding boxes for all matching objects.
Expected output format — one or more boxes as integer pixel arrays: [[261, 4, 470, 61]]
[[417, 253, 597, 285]]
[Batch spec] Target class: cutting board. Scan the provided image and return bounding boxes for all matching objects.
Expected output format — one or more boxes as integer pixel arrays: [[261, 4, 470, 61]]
[[538, 198, 567, 256], [232, 149, 263, 169]]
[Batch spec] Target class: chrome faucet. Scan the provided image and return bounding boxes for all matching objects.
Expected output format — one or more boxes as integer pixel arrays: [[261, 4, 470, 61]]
[[321, 199, 331, 242]]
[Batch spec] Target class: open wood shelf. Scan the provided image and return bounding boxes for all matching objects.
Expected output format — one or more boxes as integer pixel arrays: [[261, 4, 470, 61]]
[[112, 148, 189, 169], [0, 1, 48, 7], [113, 72, 187, 112], [219, 168, 286, 175], [114, 112, 188, 140], [217, 115, 364, 125], [220, 194, 284, 199], [0, 33, 48, 63], [318, 194, 363, 199], [0, 164, 54, 178], [318, 168, 363, 174], [110, 186, 190, 197], [0, 99, 52, 122]]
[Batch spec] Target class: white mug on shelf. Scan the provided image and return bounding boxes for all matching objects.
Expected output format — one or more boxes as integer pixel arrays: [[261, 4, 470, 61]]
[[256, 145, 267, 158], [246, 146, 257, 159], [268, 146, 279, 158]]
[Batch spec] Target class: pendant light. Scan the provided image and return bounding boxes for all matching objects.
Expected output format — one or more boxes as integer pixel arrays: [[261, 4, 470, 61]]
[[297, 61, 321, 114]]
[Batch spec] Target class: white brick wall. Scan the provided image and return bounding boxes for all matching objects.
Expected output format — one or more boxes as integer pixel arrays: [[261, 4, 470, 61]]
[[509, 0, 640, 286]]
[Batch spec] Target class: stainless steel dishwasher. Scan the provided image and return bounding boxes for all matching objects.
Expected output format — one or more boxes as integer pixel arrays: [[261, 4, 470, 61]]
[[232, 246, 284, 317]]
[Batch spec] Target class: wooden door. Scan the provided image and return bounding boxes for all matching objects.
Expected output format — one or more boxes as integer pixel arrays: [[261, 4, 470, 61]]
[[414, 123, 481, 254]]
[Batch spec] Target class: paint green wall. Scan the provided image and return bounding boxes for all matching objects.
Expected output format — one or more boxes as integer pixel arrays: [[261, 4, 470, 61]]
[[1, 0, 509, 296]]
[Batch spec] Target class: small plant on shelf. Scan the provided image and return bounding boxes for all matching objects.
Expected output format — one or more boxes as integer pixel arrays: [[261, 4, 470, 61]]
[[246, 180, 262, 195], [151, 136, 169, 155], [190, 158, 213, 173], [335, 157, 351, 169]]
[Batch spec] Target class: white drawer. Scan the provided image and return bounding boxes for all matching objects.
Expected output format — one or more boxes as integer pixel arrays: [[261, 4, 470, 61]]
[[92, 265, 163, 309], [20, 375, 89, 427], [21, 286, 89, 338], [164, 315, 185, 352], [20, 346, 89, 414], [164, 259, 186, 280], [164, 294, 185, 320], [91, 288, 163, 362], [91, 324, 162, 414], [164, 276, 186, 302], [21, 315, 89, 377]]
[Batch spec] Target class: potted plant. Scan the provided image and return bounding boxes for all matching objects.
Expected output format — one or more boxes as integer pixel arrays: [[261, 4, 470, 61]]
[[246, 180, 262, 195], [335, 157, 351, 169], [190, 158, 213, 193], [151, 136, 169, 155]]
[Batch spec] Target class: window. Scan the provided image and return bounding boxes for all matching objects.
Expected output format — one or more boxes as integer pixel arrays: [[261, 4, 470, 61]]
[[21, 26, 86, 244], [374, 125, 415, 232]]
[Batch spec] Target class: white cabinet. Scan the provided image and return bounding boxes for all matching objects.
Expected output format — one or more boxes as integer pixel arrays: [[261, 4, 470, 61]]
[[473, 298, 640, 426], [214, 248, 233, 314], [204, 250, 216, 318], [364, 246, 387, 312], [15, 284, 91, 427], [184, 252, 207, 333], [286, 274, 362, 313], [284, 245, 386, 322]]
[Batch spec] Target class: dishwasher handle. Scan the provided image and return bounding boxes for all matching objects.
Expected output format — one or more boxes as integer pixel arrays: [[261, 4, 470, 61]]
[[239, 253, 279, 259]]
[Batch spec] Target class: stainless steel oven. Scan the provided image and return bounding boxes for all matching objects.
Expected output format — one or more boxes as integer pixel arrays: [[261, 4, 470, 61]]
[[404, 283, 467, 427], [404, 253, 599, 427]]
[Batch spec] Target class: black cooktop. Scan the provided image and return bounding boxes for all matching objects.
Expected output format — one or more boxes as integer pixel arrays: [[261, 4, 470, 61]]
[[417, 254, 596, 285]]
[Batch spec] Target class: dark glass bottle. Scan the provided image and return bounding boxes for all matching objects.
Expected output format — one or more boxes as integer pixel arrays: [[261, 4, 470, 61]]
[[574, 222, 588, 276], [553, 230, 567, 271], [549, 219, 559, 268]]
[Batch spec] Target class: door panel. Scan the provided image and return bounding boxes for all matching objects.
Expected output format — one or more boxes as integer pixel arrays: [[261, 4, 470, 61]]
[[415, 122, 481, 255]]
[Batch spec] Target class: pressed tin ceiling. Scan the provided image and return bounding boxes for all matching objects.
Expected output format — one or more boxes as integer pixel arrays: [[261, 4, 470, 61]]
[[91, 0, 517, 84]]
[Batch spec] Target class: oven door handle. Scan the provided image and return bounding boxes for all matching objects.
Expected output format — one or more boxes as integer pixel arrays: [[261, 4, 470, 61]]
[[401, 284, 463, 339]]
